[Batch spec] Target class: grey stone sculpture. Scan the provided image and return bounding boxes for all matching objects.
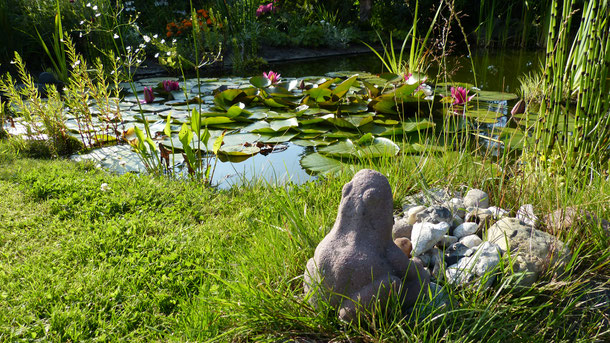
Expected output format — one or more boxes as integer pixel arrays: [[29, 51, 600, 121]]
[[304, 169, 429, 322]]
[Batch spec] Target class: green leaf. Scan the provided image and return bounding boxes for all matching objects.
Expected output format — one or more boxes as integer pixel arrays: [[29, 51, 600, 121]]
[[200, 116, 235, 126], [306, 88, 332, 102], [226, 102, 246, 117], [471, 90, 518, 101], [325, 114, 374, 129], [300, 153, 356, 175], [191, 108, 201, 137], [357, 133, 374, 145], [319, 137, 400, 159], [164, 114, 172, 136], [218, 144, 261, 156], [259, 132, 299, 143], [292, 138, 337, 147], [250, 75, 271, 88], [178, 123, 194, 148], [212, 131, 226, 155], [332, 75, 358, 98]]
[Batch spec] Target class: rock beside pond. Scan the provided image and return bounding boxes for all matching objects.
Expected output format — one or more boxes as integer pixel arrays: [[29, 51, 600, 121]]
[[516, 204, 539, 227], [453, 222, 479, 239], [411, 221, 450, 256], [460, 234, 483, 248], [488, 217, 571, 287], [405, 205, 427, 225], [416, 205, 453, 224], [463, 189, 489, 208], [392, 217, 413, 239], [446, 242, 502, 288], [304, 169, 429, 322], [543, 207, 610, 236]]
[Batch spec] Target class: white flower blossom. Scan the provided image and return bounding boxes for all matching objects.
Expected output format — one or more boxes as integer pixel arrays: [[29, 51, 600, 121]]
[[113, 33, 119, 39], [143, 35, 151, 43]]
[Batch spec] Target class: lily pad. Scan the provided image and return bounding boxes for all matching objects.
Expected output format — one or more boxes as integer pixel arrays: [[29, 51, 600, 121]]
[[319, 137, 400, 159], [471, 90, 518, 101], [300, 152, 356, 175]]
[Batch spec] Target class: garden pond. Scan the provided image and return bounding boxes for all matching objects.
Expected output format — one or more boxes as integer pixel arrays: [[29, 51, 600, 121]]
[[8, 50, 544, 188]]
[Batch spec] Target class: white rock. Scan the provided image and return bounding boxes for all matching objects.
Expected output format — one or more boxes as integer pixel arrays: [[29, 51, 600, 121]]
[[460, 234, 483, 248], [453, 222, 479, 239], [406, 205, 427, 225], [516, 204, 539, 227], [411, 222, 450, 256], [463, 189, 489, 209], [446, 242, 502, 287], [459, 242, 502, 276], [446, 263, 474, 285], [488, 206, 510, 219]]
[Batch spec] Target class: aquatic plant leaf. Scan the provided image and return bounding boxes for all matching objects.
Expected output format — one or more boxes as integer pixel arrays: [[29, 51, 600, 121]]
[[218, 144, 261, 156], [191, 108, 201, 136], [323, 130, 359, 139], [402, 119, 436, 132], [212, 130, 226, 155], [337, 103, 369, 114], [292, 139, 337, 147], [164, 114, 172, 136], [270, 118, 298, 131], [318, 78, 341, 89], [200, 116, 235, 126], [379, 73, 402, 82], [332, 75, 358, 98], [250, 75, 271, 88], [319, 137, 400, 158], [306, 88, 332, 102], [226, 102, 246, 117], [372, 98, 398, 114], [263, 98, 289, 108], [471, 90, 518, 101], [325, 114, 374, 129], [259, 132, 299, 143], [300, 152, 356, 175]]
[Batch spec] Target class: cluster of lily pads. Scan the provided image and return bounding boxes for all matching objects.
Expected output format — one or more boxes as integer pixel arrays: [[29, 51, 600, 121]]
[[64, 70, 519, 175]]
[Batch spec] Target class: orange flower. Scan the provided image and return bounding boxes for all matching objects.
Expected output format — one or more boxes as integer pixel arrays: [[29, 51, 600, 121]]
[[167, 31, 172, 37], [206, 18, 212, 25], [184, 21, 192, 27]]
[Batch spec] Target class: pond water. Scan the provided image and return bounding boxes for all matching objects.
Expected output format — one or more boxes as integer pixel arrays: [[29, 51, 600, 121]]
[[67, 49, 543, 189]]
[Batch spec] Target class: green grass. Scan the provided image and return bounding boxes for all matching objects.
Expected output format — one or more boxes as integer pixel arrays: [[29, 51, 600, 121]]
[[0, 141, 608, 342]]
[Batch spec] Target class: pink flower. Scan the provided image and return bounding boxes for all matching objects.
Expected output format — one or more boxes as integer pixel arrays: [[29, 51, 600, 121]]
[[450, 86, 475, 105], [142, 87, 155, 103], [256, 1, 277, 17], [162, 80, 180, 92], [263, 70, 280, 84]]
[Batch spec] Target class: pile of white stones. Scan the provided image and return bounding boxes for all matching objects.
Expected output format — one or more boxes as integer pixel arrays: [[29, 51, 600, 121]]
[[392, 188, 572, 288]]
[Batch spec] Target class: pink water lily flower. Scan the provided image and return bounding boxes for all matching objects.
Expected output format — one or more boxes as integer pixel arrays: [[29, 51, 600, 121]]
[[142, 87, 155, 103], [451, 86, 475, 105], [263, 70, 281, 84], [162, 80, 180, 92]]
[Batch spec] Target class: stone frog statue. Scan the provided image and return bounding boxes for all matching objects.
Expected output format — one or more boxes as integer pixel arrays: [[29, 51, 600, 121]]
[[304, 169, 430, 322]]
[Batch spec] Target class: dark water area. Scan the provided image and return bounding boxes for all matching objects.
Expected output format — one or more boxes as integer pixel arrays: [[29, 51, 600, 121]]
[[269, 49, 544, 94]]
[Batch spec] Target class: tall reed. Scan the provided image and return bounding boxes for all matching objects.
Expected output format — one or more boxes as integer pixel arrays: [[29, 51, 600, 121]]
[[531, 0, 610, 179]]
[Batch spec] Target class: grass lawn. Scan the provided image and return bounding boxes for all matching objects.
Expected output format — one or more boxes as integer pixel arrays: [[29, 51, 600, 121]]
[[0, 144, 608, 342]]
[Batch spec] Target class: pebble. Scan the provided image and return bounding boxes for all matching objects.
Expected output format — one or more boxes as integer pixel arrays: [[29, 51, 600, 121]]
[[453, 222, 478, 239], [460, 234, 483, 248]]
